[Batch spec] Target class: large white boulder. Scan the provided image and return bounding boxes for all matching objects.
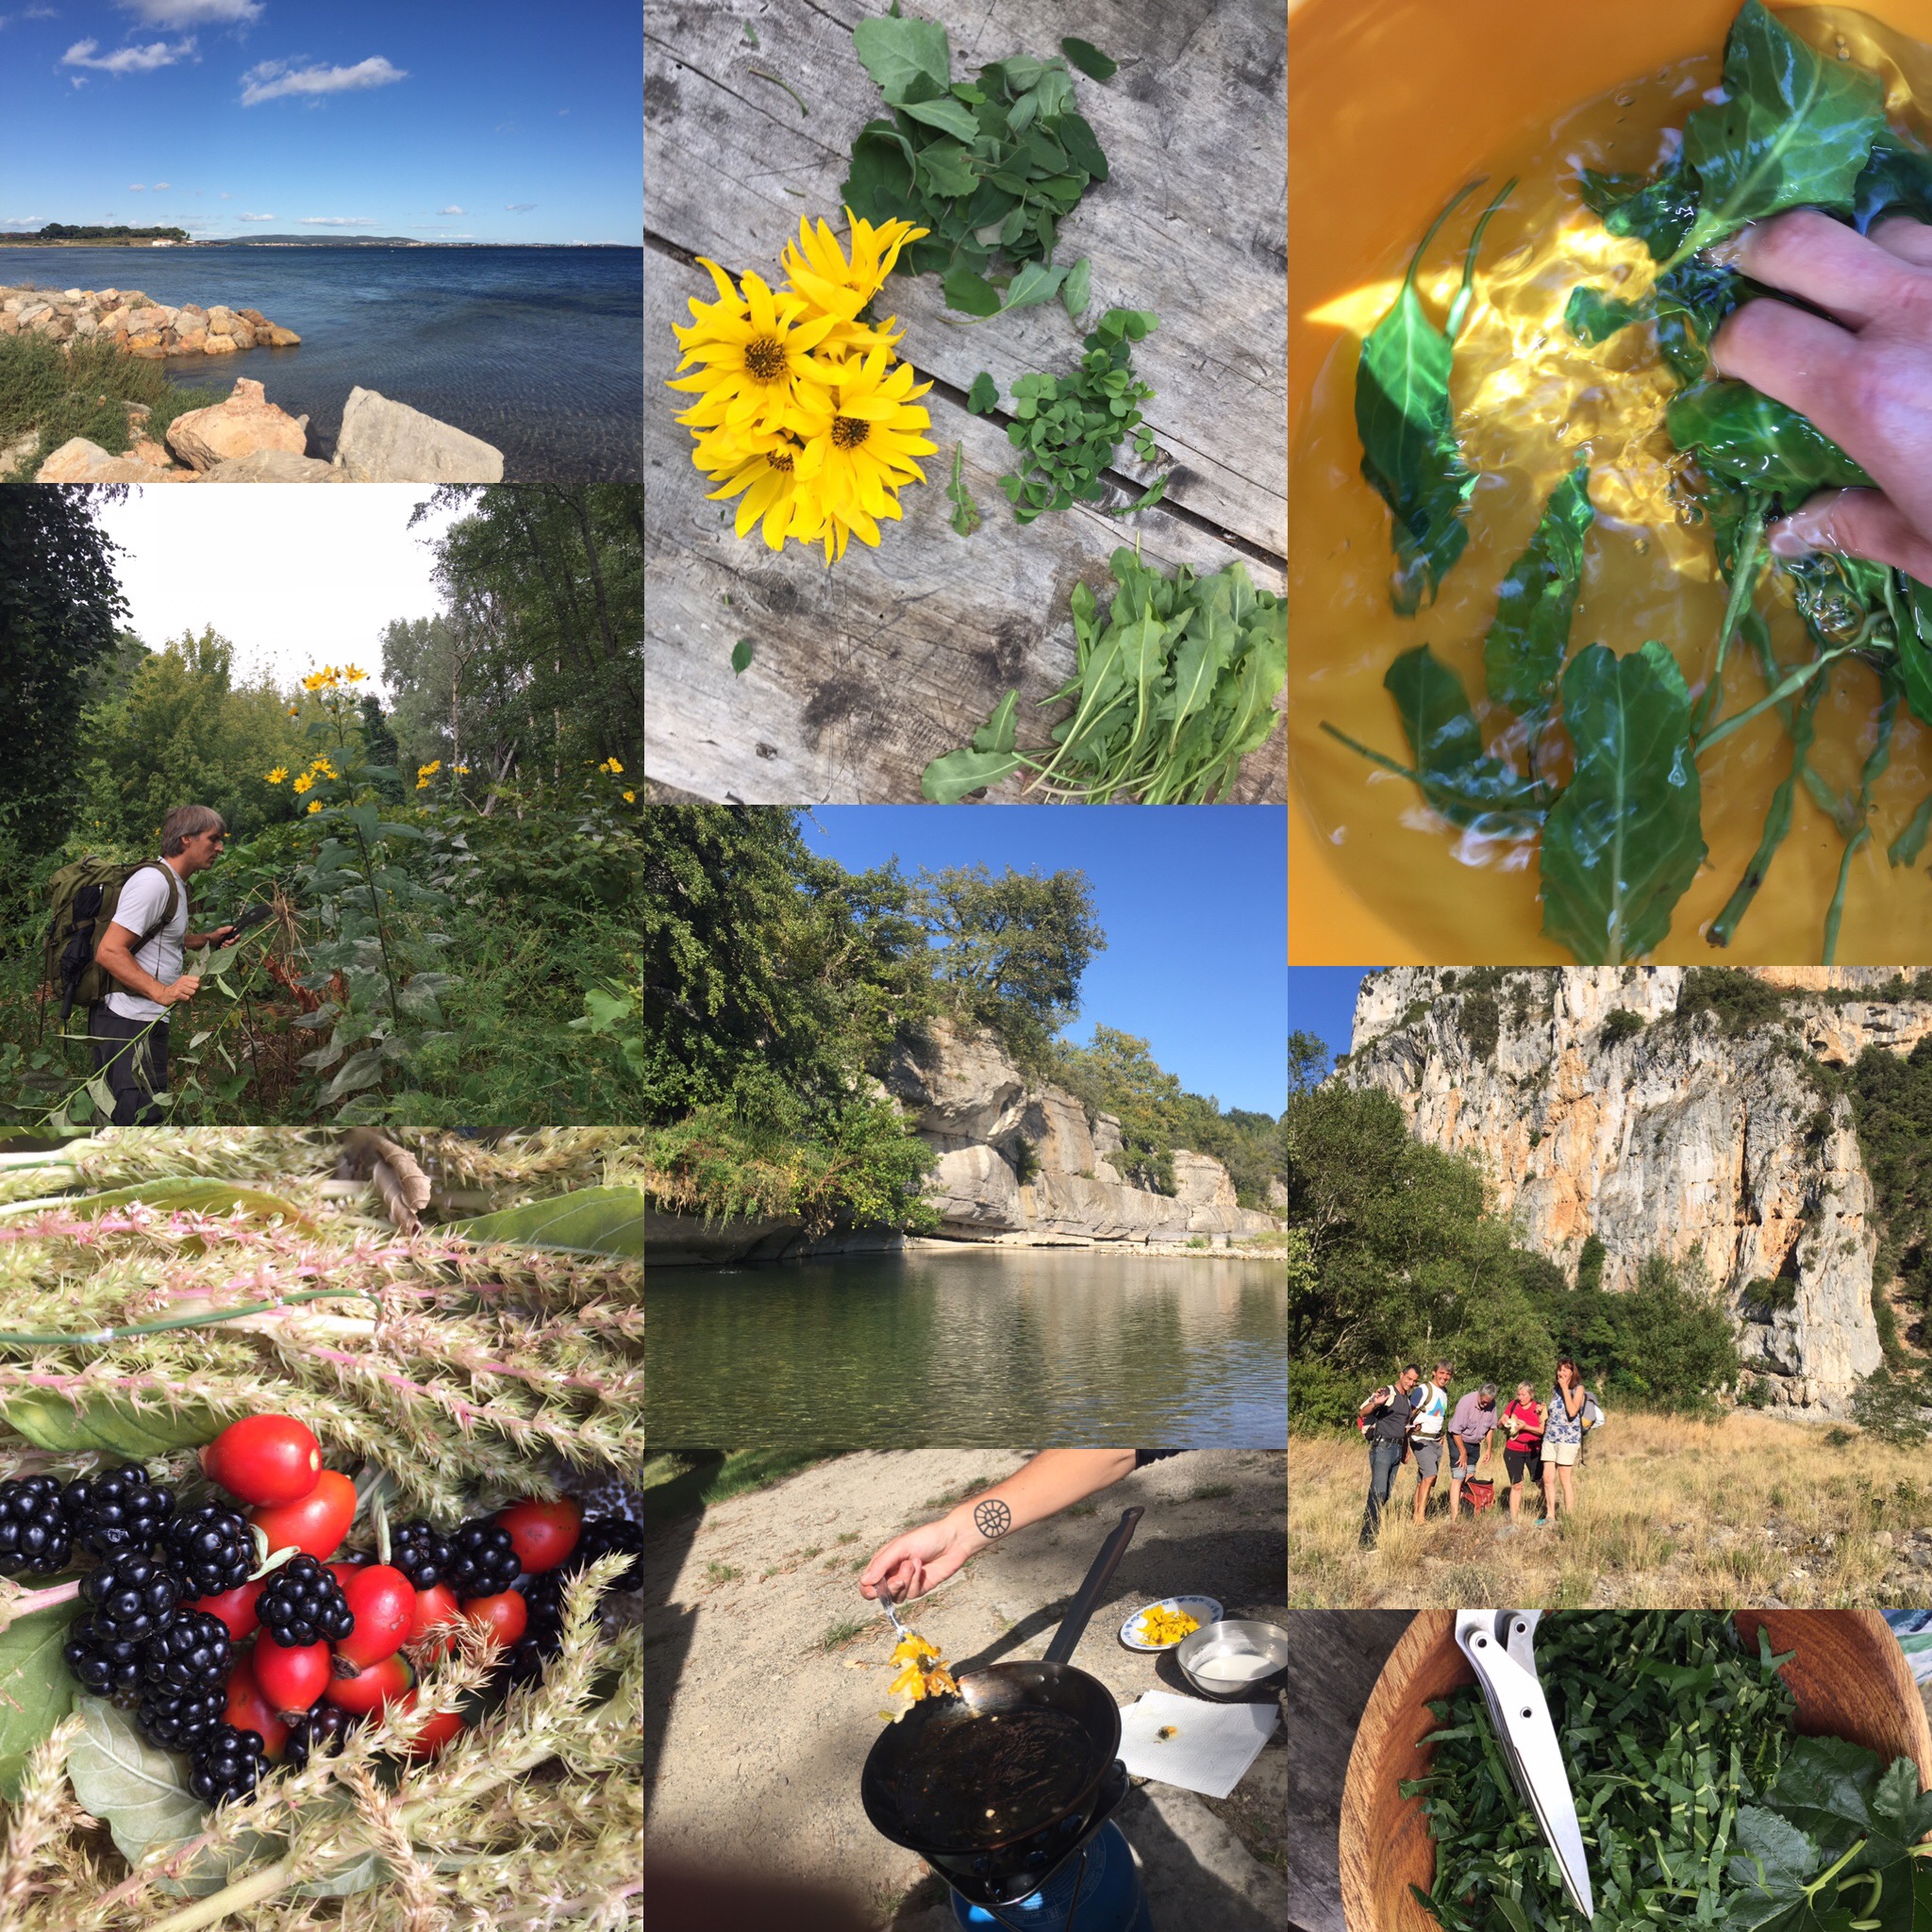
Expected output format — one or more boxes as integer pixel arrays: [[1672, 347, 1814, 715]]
[[331, 387, 504, 483]]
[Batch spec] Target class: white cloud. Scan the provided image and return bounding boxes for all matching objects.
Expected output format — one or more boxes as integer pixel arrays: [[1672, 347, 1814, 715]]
[[238, 211, 274, 221], [239, 54, 406, 106], [558, 108, 569, 115], [152, 180, 171, 190], [64, 35, 193, 72], [120, 0, 258, 21], [128, 182, 144, 190], [438, 204, 463, 215], [504, 202, 535, 212], [218, 190, 231, 199], [298, 215, 374, 226], [25, 5, 58, 16]]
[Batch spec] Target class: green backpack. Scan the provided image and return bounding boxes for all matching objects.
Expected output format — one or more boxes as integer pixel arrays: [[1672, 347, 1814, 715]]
[[43, 857, 181, 1023]]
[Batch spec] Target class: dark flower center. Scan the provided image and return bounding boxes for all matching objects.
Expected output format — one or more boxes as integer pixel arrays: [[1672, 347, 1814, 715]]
[[768, 449, 795, 473], [743, 336, 788, 381], [831, 416, 870, 449]]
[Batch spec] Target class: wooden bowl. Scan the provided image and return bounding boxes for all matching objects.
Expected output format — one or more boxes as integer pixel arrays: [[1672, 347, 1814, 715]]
[[1340, 1612, 1932, 1932]]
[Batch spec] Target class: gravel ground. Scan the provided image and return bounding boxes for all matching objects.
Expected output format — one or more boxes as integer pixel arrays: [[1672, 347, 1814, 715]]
[[642, 1448, 1286, 1926]]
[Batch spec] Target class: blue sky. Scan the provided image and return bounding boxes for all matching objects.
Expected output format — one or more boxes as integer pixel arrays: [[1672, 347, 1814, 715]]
[[802, 808, 1289, 1116], [1289, 967, 1374, 1075], [0, 0, 638, 244]]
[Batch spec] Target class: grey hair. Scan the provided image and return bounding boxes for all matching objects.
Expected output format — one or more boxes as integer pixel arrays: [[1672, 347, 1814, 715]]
[[1478, 1382, 1498, 1400], [159, 805, 225, 856]]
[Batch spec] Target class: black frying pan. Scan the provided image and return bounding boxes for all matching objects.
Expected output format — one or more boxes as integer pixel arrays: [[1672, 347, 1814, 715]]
[[860, 1507, 1142, 1903]]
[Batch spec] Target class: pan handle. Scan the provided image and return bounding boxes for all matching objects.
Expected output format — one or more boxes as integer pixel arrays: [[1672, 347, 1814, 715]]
[[1042, 1507, 1142, 1666]]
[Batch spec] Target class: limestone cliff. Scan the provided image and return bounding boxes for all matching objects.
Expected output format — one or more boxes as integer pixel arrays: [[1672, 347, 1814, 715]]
[[1338, 968, 1932, 1412]]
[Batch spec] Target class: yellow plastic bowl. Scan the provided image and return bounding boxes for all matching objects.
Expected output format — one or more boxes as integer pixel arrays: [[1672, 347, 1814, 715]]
[[1287, 0, 1932, 963]]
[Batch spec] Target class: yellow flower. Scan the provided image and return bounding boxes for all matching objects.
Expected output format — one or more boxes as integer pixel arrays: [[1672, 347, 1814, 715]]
[[791, 343, 936, 560], [700, 433, 811, 548], [667, 260, 854, 442], [415, 775, 431, 791], [310, 758, 338, 779], [300, 666, 341, 693], [291, 772, 313, 794], [342, 665, 368, 682], [623, 790, 636, 803], [600, 757, 625, 774], [288, 707, 300, 717], [781, 209, 924, 348], [455, 763, 471, 774], [264, 767, 288, 785], [307, 800, 323, 814]]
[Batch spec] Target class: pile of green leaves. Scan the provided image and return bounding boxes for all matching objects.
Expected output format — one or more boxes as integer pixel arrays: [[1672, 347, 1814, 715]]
[[923, 546, 1286, 803], [1407, 1610, 1932, 1932], [967, 307, 1165, 524], [841, 4, 1115, 317], [1335, 0, 1932, 963]]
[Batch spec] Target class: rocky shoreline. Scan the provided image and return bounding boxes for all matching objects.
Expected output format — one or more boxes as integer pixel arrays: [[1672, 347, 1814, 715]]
[[1, 283, 300, 356]]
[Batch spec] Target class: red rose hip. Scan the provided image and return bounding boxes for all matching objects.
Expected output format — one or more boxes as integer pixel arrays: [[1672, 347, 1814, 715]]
[[248, 1469, 357, 1561], [334, 1565, 414, 1672], [325, 1652, 413, 1716], [460, 1590, 528, 1647], [192, 1579, 264, 1643], [203, 1415, 323, 1507], [224, 1657, 289, 1761], [494, 1497, 581, 1574], [254, 1635, 331, 1717]]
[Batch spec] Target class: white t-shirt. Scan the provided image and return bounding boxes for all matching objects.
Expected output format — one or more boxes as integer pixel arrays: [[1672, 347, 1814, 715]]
[[1412, 1383, 1449, 1439], [104, 861, 188, 1023]]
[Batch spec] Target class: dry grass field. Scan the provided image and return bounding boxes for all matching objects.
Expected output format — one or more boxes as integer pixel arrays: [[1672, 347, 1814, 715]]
[[1291, 1411, 1932, 1607]]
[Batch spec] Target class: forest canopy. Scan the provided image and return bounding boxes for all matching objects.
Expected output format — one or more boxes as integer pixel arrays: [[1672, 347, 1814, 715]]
[[0, 488, 640, 1126], [640, 808, 1285, 1227]]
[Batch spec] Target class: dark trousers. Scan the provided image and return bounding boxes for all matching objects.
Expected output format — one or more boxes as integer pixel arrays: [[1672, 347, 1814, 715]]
[[1360, 1438, 1407, 1547], [88, 1003, 169, 1125]]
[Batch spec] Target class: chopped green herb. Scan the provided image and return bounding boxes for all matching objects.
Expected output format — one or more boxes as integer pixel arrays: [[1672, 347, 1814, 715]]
[[945, 444, 981, 536], [746, 67, 809, 117]]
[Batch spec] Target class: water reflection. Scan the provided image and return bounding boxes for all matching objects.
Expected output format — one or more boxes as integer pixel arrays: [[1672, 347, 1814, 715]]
[[646, 1251, 1288, 1446]]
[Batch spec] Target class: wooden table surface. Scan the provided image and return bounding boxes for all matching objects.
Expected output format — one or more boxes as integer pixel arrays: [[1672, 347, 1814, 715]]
[[1287, 1610, 1414, 1932], [644, 0, 1287, 804]]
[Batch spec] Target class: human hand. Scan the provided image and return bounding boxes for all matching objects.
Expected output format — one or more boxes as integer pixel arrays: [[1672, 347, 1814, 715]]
[[208, 924, 239, 949], [858, 1512, 978, 1606], [166, 975, 202, 1004], [1710, 208, 1932, 581]]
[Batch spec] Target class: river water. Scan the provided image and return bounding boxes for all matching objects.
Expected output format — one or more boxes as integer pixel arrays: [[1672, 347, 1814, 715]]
[[1, 244, 641, 481], [646, 1249, 1287, 1445]]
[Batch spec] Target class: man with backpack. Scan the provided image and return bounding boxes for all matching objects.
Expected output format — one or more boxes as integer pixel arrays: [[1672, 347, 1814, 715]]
[[1357, 1364, 1421, 1548], [69, 808, 237, 1124]]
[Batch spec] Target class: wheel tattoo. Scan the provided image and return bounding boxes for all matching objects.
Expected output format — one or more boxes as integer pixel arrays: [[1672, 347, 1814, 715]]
[[973, 1499, 1012, 1541]]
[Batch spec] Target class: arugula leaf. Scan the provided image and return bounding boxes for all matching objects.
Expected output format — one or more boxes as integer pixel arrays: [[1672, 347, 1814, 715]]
[[1059, 37, 1116, 82], [1668, 380, 1875, 497], [1483, 458, 1595, 731], [1676, 0, 1889, 260], [1541, 641, 1706, 964], [922, 689, 1024, 801], [1357, 178, 1514, 615], [1378, 643, 1547, 827]]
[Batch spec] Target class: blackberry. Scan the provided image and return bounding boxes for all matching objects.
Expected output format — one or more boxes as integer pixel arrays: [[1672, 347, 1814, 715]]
[[387, 1521, 452, 1591], [519, 1571, 566, 1649], [140, 1609, 232, 1694], [189, 1724, 264, 1807], [78, 1550, 182, 1643], [499, 1635, 550, 1687], [138, 1686, 225, 1752], [62, 1614, 145, 1705], [443, 1519, 519, 1598], [161, 1504, 255, 1598], [0, 1474, 74, 1575], [282, 1703, 356, 1774], [567, 1516, 644, 1591], [256, 1555, 353, 1648], [67, 1464, 173, 1558]]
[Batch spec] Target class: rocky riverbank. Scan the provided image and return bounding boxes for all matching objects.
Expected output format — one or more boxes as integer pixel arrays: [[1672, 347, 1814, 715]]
[[24, 376, 504, 484], [1, 284, 300, 356]]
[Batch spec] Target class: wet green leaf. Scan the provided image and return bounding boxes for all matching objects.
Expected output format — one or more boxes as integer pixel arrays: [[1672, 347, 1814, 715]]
[[1678, 0, 1889, 258], [450, 1185, 645, 1258], [1581, 157, 1700, 260], [1484, 458, 1596, 724], [1541, 641, 1707, 963], [1380, 643, 1547, 827], [1855, 129, 1932, 232], [1668, 379, 1874, 497], [0, 1597, 76, 1800], [1564, 285, 1650, 343]]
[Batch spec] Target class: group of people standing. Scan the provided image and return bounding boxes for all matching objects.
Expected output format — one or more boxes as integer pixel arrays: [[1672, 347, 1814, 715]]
[[1357, 1358, 1603, 1546]]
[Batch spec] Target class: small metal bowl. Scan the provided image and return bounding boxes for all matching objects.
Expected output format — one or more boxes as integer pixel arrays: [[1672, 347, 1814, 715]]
[[1175, 1619, 1289, 1701]]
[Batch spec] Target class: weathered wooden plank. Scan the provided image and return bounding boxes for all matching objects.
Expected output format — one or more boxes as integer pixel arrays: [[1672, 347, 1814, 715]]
[[645, 251, 1285, 803], [643, 0, 1287, 556]]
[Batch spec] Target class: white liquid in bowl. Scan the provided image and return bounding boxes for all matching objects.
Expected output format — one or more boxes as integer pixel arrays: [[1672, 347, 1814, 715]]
[[1189, 1650, 1276, 1682]]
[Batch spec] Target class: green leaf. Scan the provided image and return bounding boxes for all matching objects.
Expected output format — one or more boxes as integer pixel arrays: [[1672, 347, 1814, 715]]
[[1668, 379, 1874, 497], [1678, 0, 1889, 258], [942, 266, 1002, 315], [0, 1596, 76, 1800], [914, 136, 980, 199], [1061, 255, 1091, 320], [1381, 643, 1547, 827], [1003, 260, 1066, 311], [22, 1179, 315, 1228], [1652, 255, 1743, 385], [1888, 791, 1932, 868], [920, 746, 1026, 801], [1055, 112, 1108, 182], [945, 443, 981, 536], [852, 10, 952, 106], [842, 125, 917, 225], [1721, 1805, 1839, 1931], [3, 1391, 218, 1457], [1058, 37, 1117, 81], [1899, 577, 1932, 729], [731, 637, 755, 675], [1483, 458, 1595, 722], [1564, 284, 1650, 344], [1580, 158, 1699, 260], [1541, 641, 1707, 963], [1855, 130, 1932, 233], [898, 93, 980, 141], [966, 371, 999, 414], [323, 1048, 389, 1102], [1356, 179, 1511, 615], [449, 1185, 645, 1258]]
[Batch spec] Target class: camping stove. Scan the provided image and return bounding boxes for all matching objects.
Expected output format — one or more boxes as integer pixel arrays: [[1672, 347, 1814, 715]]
[[943, 1783, 1151, 1932]]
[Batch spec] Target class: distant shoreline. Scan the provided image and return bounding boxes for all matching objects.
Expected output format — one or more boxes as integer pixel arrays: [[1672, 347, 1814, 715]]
[[0, 239, 640, 250]]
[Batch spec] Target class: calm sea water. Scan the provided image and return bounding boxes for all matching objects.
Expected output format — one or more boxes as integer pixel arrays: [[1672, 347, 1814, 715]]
[[1, 245, 641, 482], [646, 1250, 1288, 1446]]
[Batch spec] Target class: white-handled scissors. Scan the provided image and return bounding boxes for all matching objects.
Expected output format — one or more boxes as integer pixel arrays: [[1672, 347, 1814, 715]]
[[1453, 1609, 1594, 1921]]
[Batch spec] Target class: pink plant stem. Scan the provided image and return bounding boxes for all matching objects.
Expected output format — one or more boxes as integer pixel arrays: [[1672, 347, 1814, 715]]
[[2, 1578, 80, 1624]]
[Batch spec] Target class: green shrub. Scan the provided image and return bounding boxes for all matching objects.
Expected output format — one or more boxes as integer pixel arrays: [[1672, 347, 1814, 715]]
[[1289, 1357, 1361, 1431], [1741, 1374, 1771, 1408], [1741, 1276, 1798, 1314], [0, 331, 214, 473], [1849, 1367, 1932, 1445], [1602, 1008, 1646, 1043], [1575, 1234, 1607, 1293], [1676, 968, 1789, 1037], [1459, 991, 1500, 1060]]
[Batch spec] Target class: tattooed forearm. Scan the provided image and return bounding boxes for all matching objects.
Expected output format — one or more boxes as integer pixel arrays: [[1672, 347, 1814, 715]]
[[973, 1497, 1012, 1541]]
